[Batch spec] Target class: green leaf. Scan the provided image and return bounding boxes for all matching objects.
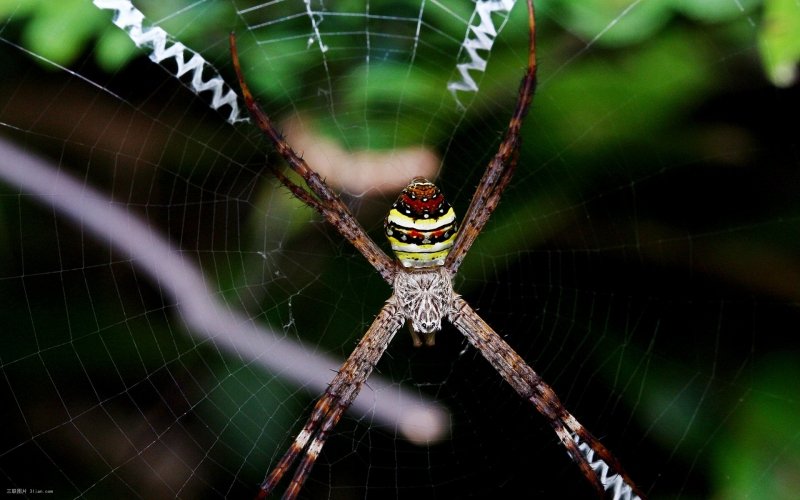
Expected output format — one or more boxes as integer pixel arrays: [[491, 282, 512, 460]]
[[94, 28, 137, 72], [758, 0, 800, 86], [560, 0, 674, 47], [0, 0, 37, 18], [21, 0, 107, 68], [673, 0, 761, 23], [713, 354, 800, 499]]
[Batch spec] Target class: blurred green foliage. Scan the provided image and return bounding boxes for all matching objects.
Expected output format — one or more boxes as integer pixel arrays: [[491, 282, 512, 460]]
[[714, 353, 800, 498], [3, 0, 798, 84], [760, 0, 800, 86]]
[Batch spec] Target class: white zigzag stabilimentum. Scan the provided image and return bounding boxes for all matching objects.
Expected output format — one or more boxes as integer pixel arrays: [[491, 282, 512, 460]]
[[93, 0, 248, 124], [447, 0, 516, 108], [572, 432, 642, 500]]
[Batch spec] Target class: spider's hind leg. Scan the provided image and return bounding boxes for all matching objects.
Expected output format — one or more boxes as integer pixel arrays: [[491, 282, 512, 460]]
[[280, 405, 347, 500], [255, 301, 405, 500], [560, 414, 648, 500], [449, 297, 646, 499], [255, 393, 338, 498]]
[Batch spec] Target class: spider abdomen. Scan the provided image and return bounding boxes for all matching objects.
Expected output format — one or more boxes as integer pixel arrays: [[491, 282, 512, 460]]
[[385, 177, 457, 268]]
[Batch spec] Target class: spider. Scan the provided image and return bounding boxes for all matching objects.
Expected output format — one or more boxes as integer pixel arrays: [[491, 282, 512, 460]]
[[231, 2, 645, 499]]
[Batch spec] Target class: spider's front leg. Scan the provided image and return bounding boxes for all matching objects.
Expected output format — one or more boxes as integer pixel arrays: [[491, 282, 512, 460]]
[[256, 301, 405, 500], [445, 0, 536, 275], [230, 32, 398, 285]]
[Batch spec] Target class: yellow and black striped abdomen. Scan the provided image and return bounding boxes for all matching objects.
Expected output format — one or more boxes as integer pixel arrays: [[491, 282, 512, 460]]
[[384, 177, 457, 268]]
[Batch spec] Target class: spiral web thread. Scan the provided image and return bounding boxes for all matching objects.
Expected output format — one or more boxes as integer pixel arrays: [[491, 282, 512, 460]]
[[93, 0, 248, 124], [572, 433, 642, 500]]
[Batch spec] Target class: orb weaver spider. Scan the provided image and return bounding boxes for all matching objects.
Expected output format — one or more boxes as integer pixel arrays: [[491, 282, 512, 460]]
[[231, 1, 645, 498]]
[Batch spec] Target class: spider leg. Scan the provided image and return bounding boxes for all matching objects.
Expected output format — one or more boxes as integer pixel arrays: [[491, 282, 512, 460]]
[[448, 297, 646, 499], [560, 413, 646, 498], [455, 137, 520, 250], [230, 33, 398, 284], [255, 299, 405, 500], [281, 405, 345, 500], [445, 0, 537, 275], [256, 394, 332, 497], [265, 163, 327, 214]]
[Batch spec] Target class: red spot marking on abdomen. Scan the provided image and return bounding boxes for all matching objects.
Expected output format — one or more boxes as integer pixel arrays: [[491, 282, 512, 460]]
[[403, 194, 444, 212]]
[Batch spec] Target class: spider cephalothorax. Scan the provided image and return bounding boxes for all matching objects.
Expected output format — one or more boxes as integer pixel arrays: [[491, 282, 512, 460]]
[[393, 266, 456, 345], [231, 2, 647, 498]]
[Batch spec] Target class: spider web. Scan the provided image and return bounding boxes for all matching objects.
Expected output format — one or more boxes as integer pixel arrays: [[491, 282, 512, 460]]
[[1, 0, 799, 499]]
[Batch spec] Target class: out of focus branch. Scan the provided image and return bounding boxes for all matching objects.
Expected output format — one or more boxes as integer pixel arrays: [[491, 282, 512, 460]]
[[0, 136, 449, 445]]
